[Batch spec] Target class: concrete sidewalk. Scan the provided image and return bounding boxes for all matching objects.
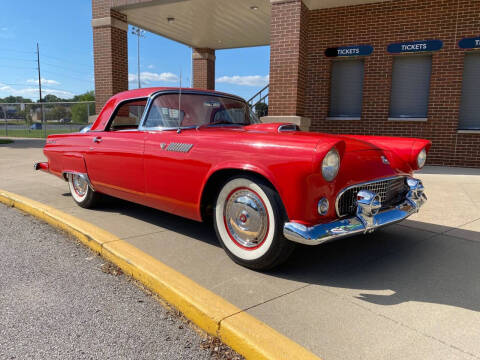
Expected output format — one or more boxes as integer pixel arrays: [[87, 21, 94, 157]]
[[1, 138, 480, 360]]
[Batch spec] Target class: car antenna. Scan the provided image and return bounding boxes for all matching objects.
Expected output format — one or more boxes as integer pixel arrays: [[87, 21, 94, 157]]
[[177, 71, 182, 134]]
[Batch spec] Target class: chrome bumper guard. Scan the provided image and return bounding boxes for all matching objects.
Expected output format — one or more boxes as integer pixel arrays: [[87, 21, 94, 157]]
[[284, 177, 427, 246]]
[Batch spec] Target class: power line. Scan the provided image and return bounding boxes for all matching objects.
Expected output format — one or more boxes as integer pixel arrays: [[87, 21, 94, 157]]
[[41, 62, 94, 76], [40, 54, 94, 69], [0, 57, 35, 63], [41, 70, 93, 84]]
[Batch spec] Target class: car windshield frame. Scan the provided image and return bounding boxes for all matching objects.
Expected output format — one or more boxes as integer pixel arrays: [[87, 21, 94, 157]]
[[138, 90, 260, 131]]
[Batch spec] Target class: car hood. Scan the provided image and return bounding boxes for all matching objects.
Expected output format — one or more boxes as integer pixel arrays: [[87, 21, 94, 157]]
[[240, 123, 381, 153]]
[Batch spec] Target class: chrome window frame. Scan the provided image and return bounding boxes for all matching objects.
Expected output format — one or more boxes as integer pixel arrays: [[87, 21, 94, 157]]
[[94, 96, 149, 133], [138, 90, 252, 131]]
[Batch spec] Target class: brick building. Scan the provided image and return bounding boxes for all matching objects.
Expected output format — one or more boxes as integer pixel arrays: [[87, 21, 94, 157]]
[[92, 0, 480, 167]]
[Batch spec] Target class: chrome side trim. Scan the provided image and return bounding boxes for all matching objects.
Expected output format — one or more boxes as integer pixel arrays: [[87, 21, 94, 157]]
[[335, 175, 405, 217], [285, 177, 426, 246], [166, 142, 193, 153], [62, 171, 95, 192]]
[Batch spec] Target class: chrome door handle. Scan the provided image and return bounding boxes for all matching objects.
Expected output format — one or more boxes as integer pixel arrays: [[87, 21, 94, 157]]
[[93, 137, 102, 143]]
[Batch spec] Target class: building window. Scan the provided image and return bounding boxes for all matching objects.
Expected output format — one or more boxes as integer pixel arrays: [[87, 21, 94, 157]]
[[459, 53, 480, 130], [328, 59, 364, 119], [389, 55, 432, 120]]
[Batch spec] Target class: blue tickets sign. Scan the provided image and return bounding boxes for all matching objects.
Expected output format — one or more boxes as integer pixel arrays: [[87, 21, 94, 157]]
[[458, 37, 480, 49], [325, 45, 373, 57], [387, 40, 443, 53]]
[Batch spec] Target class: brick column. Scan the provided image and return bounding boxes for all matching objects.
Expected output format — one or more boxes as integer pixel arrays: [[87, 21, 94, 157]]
[[263, 0, 310, 130], [192, 48, 215, 90], [92, 1, 128, 113]]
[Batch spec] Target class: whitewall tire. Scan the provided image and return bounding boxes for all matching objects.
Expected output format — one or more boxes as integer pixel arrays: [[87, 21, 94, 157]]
[[214, 176, 294, 270], [67, 173, 101, 208]]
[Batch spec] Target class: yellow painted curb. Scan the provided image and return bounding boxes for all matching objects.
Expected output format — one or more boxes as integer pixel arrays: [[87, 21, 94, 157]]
[[0, 189, 321, 360]]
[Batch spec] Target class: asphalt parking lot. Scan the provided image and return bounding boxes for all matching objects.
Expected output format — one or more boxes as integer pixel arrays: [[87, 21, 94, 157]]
[[0, 204, 240, 360], [1, 138, 480, 359]]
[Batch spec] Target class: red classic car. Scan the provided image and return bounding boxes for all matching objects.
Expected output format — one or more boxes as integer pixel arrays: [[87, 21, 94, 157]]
[[35, 88, 429, 270]]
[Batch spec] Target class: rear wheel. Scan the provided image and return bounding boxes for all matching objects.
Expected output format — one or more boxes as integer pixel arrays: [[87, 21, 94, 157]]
[[213, 176, 294, 270], [67, 173, 101, 208]]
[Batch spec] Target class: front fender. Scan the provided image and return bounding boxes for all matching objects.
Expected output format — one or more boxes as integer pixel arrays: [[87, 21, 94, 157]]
[[201, 161, 283, 197]]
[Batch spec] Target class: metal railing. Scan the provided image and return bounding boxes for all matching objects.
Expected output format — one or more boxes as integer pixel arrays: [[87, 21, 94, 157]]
[[0, 101, 95, 138], [247, 84, 269, 118]]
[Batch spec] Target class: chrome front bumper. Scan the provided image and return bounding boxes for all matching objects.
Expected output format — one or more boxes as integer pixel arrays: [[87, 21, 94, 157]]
[[284, 177, 427, 246]]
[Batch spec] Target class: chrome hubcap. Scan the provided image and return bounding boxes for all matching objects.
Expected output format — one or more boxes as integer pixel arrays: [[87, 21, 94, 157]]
[[72, 174, 88, 197], [224, 188, 268, 248]]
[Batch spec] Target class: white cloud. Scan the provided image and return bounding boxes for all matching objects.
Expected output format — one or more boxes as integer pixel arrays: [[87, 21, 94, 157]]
[[0, 83, 73, 99], [26, 78, 60, 85], [147, 64, 155, 69], [128, 71, 178, 84], [216, 75, 269, 87], [0, 27, 13, 39]]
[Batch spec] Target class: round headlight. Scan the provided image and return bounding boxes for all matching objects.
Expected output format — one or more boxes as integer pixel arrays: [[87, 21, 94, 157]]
[[322, 148, 340, 182], [417, 148, 427, 169]]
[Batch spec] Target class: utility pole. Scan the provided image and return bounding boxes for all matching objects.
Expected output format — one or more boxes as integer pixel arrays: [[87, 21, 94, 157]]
[[36, 42, 45, 138], [131, 27, 145, 88]]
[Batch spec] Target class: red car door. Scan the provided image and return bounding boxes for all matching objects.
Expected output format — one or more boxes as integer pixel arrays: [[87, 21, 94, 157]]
[[140, 92, 213, 220], [143, 130, 204, 220], [85, 130, 146, 202], [84, 100, 147, 203]]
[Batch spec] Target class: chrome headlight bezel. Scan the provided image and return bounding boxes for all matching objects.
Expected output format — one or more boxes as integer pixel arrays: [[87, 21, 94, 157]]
[[322, 148, 340, 182], [417, 148, 427, 169]]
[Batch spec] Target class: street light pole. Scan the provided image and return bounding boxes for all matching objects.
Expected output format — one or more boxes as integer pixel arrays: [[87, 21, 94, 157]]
[[36, 42, 46, 138], [131, 27, 145, 88]]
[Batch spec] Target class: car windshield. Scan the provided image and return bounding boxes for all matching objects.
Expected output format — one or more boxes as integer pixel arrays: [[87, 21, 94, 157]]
[[143, 93, 260, 129]]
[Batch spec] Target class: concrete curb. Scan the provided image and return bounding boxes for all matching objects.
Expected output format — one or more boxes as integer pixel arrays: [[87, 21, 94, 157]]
[[0, 189, 321, 360]]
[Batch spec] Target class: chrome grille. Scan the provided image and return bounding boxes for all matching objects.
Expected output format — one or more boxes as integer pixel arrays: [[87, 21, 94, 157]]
[[166, 142, 193, 153], [336, 177, 408, 217]]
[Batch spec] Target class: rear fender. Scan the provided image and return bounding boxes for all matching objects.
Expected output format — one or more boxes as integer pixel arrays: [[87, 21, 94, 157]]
[[61, 152, 88, 180]]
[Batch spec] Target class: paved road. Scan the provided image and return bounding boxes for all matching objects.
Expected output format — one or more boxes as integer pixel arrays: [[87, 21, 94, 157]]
[[0, 204, 238, 360], [1, 138, 480, 360]]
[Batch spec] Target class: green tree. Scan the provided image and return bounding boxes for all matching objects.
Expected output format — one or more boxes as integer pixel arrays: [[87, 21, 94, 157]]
[[71, 91, 95, 123], [254, 102, 268, 117], [71, 104, 89, 124], [43, 94, 64, 103], [73, 90, 95, 102], [0, 96, 33, 103], [48, 105, 68, 121]]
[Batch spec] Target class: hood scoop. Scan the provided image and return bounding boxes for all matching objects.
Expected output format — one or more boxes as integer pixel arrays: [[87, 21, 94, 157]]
[[244, 122, 300, 133], [278, 123, 300, 132]]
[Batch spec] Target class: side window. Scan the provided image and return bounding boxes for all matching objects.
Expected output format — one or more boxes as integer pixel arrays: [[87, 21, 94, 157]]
[[389, 55, 432, 119], [459, 53, 480, 130], [108, 99, 147, 131], [328, 59, 364, 119]]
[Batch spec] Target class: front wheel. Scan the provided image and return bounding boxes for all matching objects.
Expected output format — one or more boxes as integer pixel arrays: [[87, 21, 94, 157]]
[[67, 173, 101, 208], [213, 176, 295, 270]]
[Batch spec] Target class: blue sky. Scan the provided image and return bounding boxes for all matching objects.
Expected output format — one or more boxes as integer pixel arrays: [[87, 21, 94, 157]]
[[0, 1, 269, 102]]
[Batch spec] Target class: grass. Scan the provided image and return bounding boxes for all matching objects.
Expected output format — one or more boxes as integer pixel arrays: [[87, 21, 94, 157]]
[[0, 129, 76, 138], [0, 139, 13, 144]]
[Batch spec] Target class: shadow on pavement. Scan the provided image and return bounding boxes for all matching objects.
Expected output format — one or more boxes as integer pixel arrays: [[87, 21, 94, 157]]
[[419, 165, 480, 176], [0, 138, 45, 149], [94, 195, 220, 247], [64, 188, 480, 313], [273, 220, 480, 312]]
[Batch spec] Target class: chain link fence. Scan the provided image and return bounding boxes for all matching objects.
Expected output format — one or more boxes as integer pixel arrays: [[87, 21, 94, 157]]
[[0, 101, 95, 138]]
